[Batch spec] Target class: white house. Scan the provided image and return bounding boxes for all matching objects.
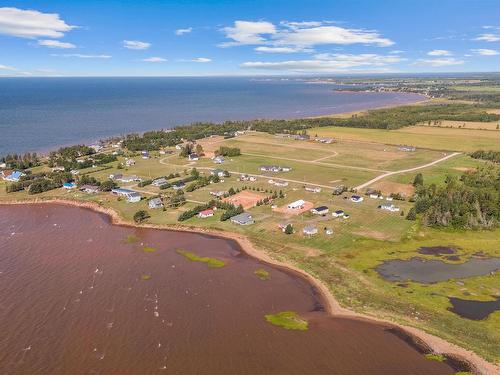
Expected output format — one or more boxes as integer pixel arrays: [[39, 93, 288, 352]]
[[230, 212, 254, 225], [287, 199, 306, 210], [198, 209, 215, 218], [148, 197, 163, 209], [80, 184, 99, 194], [303, 225, 318, 236], [305, 186, 321, 193], [211, 169, 226, 177], [240, 174, 256, 182], [152, 177, 168, 187], [111, 188, 141, 203], [332, 210, 345, 218], [379, 204, 400, 212], [351, 195, 364, 203], [213, 155, 225, 164], [188, 153, 199, 161], [118, 175, 141, 183], [311, 206, 329, 215]]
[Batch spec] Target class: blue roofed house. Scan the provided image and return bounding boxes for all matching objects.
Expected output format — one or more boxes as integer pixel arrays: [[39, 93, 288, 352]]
[[4, 171, 24, 182], [63, 182, 76, 189]]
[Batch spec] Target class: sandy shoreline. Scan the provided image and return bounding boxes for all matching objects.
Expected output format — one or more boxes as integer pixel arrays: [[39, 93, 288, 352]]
[[309, 93, 431, 119], [1, 198, 498, 374]]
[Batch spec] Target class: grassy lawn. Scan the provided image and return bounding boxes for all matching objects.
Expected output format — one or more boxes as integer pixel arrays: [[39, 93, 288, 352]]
[[388, 154, 485, 186]]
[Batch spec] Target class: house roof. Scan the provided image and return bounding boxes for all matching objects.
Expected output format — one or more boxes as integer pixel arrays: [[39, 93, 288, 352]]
[[199, 209, 214, 215], [313, 206, 328, 211], [81, 184, 99, 190], [112, 188, 136, 194], [303, 225, 317, 232], [149, 197, 162, 204], [288, 199, 306, 206], [231, 212, 253, 223]]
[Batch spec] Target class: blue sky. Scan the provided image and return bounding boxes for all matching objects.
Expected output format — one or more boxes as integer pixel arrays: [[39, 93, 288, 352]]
[[1, 0, 500, 76]]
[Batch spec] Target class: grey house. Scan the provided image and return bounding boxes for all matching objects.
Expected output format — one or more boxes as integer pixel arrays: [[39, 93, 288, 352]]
[[230, 212, 254, 225]]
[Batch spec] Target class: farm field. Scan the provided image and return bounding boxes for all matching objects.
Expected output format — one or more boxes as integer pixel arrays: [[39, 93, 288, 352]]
[[310, 125, 500, 152]]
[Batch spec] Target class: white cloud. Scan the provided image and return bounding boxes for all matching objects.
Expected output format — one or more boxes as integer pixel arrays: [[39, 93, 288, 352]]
[[414, 58, 464, 67], [474, 33, 500, 42], [142, 57, 167, 62], [471, 48, 499, 56], [274, 25, 394, 48], [255, 46, 311, 53], [175, 27, 192, 36], [219, 21, 276, 47], [427, 49, 452, 56], [0, 64, 16, 71], [0, 7, 76, 39], [52, 53, 112, 59], [191, 57, 211, 63], [242, 53, 404, 73], [389, 50, 404, 54], [122, 40, 151, 50], [38, 39, 76, 49], [280, 21, 323, 28], [220, 20, 394, 49]]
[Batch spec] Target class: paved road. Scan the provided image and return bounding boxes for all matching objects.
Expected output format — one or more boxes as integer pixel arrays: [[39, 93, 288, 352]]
[[354, 152, 461, 191]]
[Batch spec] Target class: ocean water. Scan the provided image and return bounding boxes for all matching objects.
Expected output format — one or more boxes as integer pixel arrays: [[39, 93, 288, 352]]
[[0, 77, 424, 155], [0, 203, 455, 374]]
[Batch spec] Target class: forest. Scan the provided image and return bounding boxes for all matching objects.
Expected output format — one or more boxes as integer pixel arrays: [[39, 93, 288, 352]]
[[411, 163, 500, 229]]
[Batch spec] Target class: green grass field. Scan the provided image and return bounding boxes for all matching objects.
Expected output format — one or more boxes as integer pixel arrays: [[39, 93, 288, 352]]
[[310, 125, 500, 152]]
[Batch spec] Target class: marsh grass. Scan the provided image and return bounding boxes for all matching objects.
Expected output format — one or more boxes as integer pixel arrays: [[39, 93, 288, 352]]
[[424, 353, 446, 362], [176, 249, 226, 268], [143, 246, 157, 253], [265, 311, 308, 331], [254, 268, 270, 280], [141, 274, 152, 281]]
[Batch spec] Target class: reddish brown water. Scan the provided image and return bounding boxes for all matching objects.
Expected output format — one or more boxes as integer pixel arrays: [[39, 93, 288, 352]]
[[0, 204, 455, 375]]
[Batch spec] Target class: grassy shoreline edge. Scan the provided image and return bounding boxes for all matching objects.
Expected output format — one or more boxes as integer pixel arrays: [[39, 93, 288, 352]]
[[1, 198, 497, 375]]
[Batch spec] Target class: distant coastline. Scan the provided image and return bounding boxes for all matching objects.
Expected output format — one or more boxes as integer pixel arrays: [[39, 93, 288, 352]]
[[0, 77, 425, 156]]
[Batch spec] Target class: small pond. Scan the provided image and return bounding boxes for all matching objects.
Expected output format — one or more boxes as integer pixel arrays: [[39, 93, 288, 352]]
[[448, 297, 500, 320], [376, 256, 500, 283]]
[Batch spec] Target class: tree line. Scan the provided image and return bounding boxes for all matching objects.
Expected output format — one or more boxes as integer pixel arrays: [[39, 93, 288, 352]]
[[121, 104, 500, 151], [407, 164, 499, 229]]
